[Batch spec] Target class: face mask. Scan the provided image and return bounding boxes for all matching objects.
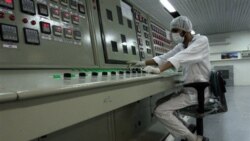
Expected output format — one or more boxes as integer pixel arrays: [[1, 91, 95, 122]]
[[172, 33, 184, 43]]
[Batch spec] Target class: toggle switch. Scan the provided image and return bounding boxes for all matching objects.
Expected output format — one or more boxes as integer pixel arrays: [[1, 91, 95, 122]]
[[79, 72, 86, 77], [92, 72, 98, 76], [102, 72, 108, 76], [64, 73, 72, 78]]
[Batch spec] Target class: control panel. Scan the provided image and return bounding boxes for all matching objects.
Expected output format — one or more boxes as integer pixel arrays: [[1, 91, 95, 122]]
[[150, 22, 171, 56], [96, 0, 140, 64], [133, 8, 153, 60], [0, 0, 95, 68]]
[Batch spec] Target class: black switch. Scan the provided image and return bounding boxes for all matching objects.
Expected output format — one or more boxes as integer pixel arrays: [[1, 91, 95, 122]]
[[132, 70, 137, 73], [126, 71, 130, 74], [102, 72, 108, 76], [92, 72, 98, 76], [79, 72, 86, 77], [119, 71, 124, 74], [64, 73, 71, 78], [111, 71, 116, 75]]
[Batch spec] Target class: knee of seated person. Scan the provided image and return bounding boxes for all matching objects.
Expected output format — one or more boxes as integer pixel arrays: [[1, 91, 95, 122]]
[[154, 105, 172, 117]]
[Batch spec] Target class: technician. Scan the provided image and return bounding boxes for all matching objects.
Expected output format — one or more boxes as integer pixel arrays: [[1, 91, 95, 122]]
[[129, 16, 211, 141]]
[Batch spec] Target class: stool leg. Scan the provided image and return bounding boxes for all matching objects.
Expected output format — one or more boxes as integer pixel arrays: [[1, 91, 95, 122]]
[[196, 118, 203, 135]]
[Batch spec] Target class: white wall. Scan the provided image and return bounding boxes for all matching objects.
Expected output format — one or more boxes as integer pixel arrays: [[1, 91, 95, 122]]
[[208, 31, 250, 86]]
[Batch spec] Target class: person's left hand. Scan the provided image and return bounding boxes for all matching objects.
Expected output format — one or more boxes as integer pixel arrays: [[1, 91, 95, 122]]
[[143, 66, 161, 74]]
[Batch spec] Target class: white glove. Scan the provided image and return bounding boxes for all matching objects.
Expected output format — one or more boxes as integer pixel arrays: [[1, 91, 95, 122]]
[[127, 61, 146, 67], [143, 66, 161, 74]]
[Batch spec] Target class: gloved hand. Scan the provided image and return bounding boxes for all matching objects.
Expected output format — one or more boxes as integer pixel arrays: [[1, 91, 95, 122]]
[[143, 66, 161, 74], [127, 60, 146, 67]]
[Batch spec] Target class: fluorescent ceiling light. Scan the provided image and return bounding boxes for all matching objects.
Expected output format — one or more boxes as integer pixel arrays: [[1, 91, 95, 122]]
[[160, 0, 176, 13], [191, 30, 195, 35]]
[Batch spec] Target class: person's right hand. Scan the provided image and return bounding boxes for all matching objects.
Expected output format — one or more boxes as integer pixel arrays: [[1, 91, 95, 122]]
[[127, 61, 146, 67]]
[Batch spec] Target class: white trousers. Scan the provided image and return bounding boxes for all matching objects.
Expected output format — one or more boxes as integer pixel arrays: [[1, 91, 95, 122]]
[[154, 93, 198, 141]]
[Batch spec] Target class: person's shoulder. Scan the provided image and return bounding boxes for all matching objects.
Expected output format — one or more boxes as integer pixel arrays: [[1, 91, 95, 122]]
[[194, 34, 208, 42]]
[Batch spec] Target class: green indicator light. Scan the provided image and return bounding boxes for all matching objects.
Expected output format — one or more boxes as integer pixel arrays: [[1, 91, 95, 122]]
[[53, 74, 61, 79]]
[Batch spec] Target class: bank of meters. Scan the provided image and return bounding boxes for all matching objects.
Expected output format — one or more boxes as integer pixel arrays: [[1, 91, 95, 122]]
[[0, 0, 86, 45]]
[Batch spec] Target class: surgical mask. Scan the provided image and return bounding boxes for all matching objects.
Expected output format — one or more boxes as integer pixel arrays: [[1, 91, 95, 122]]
[[172, 33, 184, 43]]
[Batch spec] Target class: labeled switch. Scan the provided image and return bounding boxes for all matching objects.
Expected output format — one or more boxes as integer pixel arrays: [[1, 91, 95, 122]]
[[0, 24, 18, 42], [73, 30, 81, 40], [51, 7, 60, 19], [69, 0, 77, 10], [37, 3, 48, 16], [60, 0, 68, 6], [40, 21, 51, 34], [52, 25, 62, 37], [63, 28, 73, 39], [61, 11, 71, 22], [71, 14, 80, 25]]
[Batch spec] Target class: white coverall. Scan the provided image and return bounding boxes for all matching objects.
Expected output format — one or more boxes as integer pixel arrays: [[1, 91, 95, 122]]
[[153, 34, 211, 141]]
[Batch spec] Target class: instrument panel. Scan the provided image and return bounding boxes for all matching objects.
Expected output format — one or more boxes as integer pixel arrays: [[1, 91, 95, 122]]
[[0, 0, 95, 68]]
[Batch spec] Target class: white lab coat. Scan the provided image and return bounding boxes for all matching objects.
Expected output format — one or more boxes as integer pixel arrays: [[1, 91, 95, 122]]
[[153, 34, 211, 84], [153, 34, 211, 141]]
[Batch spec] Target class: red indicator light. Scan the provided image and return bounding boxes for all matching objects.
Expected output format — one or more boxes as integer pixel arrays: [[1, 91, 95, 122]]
[[5, 0, 13, 4], [22, 18, 28, 23], [9, 14, 15, 21], [42, 23, 50, 28], [31, 20, 36, 25]]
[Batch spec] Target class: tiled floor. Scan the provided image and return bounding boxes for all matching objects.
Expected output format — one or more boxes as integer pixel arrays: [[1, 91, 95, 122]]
[[204, 86, 250, 141]]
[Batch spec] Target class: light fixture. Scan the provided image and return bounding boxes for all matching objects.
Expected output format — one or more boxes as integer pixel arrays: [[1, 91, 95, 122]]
[[160, 0, 176, 13], [191, 30, 195, 35]]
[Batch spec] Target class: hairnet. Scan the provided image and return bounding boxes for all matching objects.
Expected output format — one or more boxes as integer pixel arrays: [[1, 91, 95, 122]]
[[170, 16, 192, 32]]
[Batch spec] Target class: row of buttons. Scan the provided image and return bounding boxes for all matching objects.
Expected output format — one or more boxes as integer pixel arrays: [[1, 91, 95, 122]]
[[63, 69, 146, 79], [40, 21, 81, 40]]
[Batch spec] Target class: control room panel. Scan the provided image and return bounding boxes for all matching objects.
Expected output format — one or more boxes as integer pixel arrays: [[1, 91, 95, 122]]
[[0, 0, 95, 68], [0, 0, 172, 68]]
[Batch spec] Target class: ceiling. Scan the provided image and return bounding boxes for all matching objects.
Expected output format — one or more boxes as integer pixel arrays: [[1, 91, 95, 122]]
[[131, 0, 250, 35]]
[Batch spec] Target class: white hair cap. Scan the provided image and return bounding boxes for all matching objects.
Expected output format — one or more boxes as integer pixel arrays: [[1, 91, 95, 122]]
[[170, 16, 193, 32]]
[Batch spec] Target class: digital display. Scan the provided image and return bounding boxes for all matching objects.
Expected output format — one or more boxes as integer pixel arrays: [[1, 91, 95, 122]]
[[0, 0, 14, 9], [64, 28, 73, 39], [51, 7, 60, 19], [61, 11, 70, 22], [52, 25, 62, 36], [69, 0, 77, 10], [78, 3, 85, 14], [37, 3, 48, 16], [0, 23, 18, 42], [71, 15, 79, 25], [23, 28, 40, 45], [20, 0, 36, 15], [40, 21, 51, 34]]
